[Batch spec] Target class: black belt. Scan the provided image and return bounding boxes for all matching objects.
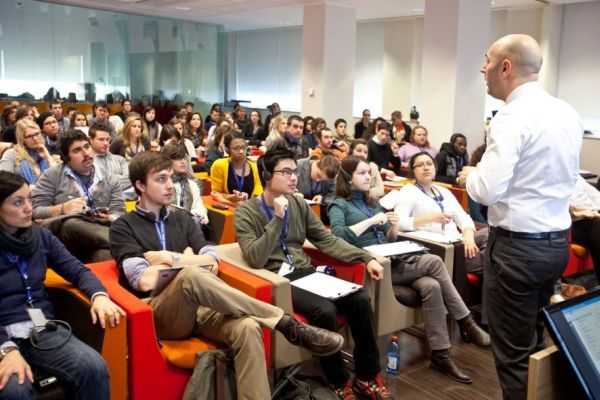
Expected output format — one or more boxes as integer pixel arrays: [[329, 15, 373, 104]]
[[491, 226, 568, 240]]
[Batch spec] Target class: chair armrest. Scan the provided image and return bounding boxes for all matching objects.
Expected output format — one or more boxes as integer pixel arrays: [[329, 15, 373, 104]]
[[303, 246, 366, 285], [396, 233, 456, 277]]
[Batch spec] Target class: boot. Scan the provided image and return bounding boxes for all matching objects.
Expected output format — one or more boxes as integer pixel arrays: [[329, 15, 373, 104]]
[[458, 313, 490, 347], [430, 349, 472, 384], [275, 314, 344, 356]]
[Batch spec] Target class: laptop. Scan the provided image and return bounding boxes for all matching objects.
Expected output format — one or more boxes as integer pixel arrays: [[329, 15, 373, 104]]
[[543, 289, 600, 400], [151, 267, 183, 297]]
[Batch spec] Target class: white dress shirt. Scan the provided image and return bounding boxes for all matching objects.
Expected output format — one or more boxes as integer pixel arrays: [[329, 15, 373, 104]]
[[380, 184, 475, 235], [466, 82, 583, 233], [570, 176, 600, 210]]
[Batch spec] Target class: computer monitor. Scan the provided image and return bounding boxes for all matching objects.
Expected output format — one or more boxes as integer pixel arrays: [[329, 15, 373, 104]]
[[544, 289, 600, 400]]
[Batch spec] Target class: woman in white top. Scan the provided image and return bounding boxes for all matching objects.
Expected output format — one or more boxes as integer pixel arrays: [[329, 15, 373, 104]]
[[380, 151, 487, 274]]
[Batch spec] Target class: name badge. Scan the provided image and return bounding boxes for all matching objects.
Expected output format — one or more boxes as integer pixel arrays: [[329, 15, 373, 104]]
[[27, 308, 48, 328], [278, 262, 294, 277]]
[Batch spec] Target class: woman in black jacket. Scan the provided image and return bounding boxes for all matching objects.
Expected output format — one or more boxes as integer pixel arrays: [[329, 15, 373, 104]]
[[0, 171, 124, 399]]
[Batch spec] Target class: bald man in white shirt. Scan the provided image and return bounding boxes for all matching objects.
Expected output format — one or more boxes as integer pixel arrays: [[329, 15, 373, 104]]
[[457, 34, 583, 400]]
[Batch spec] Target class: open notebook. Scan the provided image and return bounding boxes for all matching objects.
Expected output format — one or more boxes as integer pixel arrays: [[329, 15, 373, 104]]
[[291, 272, 362, 300], [364, 241, 427, 257]]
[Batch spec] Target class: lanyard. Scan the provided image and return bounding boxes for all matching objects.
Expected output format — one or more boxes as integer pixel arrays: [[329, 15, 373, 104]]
[[352, 199, 386, 244], [233, 163, 246, 193], [415, 184, 444, 212], [4, 252, 34, 307], [73, 174, 96, 209], [155, 219, 167, 250], [259, 196, 294, 267]]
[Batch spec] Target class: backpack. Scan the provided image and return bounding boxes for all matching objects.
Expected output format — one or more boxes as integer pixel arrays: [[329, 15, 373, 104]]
[[274, 375, 338, 400], [183, 349, 237, 400]]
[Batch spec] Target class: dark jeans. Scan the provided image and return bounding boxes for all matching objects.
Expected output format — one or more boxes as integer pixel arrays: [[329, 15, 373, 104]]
[[291, 282, 379, 386], [571, 218, 600, 283], [0, 326, 109, 400], [484, 228, 568, 400], [57, 218, 111, 263]]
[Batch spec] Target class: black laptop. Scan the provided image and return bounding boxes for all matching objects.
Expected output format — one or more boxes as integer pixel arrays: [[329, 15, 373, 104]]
[[544, 289, 600, 400]]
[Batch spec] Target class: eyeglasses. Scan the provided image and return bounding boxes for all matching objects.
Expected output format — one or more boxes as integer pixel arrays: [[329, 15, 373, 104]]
[[230, 145, 247, 152], [273, 168, 298, 177], [24, 132, 42, 140]]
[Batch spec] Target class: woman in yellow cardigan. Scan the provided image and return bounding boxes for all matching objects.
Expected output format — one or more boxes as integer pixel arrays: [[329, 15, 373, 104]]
[[210, 133, 263, 206]]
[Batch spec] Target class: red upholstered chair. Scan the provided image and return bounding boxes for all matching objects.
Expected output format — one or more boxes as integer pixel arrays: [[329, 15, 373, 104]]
[[564, 243, 594, 277], [86, 260, 273, 400]]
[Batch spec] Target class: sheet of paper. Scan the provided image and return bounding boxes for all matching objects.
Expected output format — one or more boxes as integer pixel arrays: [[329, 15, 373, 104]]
[[402, 230, 462, 244], [364, 241, 427, 257], [291, 272, 362, 300]]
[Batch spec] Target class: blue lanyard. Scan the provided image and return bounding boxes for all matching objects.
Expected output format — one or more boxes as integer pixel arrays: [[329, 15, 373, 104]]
[[352, 199, 386, 244], [233, 163, 246, 193], [259, 196, 294, 266], [73, 174, 96, 209], [155, 219, 167, 250], [4, 252, 34, 307], [415, 184, 444, 212]]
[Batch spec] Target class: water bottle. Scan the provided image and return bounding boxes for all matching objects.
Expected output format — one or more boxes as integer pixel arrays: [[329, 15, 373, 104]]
[[316, 265, 336, 276], [386, 336, 400, 375]]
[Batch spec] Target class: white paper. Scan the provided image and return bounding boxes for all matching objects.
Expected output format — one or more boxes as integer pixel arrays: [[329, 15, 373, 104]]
[[278, 262, 294, 276], [305, 199, 318, 205], [291, 272, 362, 300], [401, 230, 462, 244], [364, 241, 426, 257]]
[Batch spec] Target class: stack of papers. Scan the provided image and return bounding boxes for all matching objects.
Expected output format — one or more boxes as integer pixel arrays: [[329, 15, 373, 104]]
[[364, 241, 427, 257], [402, 230, 462, 244]]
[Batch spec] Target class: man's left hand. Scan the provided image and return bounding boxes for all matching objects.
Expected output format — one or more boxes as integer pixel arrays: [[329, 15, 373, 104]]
[[90, 295, 125, 329], [144, 250, 174, 266], [366, 259, 384, 281], [457, 166, 476, 187]]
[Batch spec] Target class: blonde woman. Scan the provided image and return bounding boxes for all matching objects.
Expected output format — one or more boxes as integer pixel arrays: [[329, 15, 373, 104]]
[[263, 114, 287, 149], [110, 115, 150, 160], [0, 119, 56, 184]]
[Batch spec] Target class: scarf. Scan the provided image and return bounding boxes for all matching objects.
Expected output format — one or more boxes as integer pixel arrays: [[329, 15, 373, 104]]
[[18, 150, 49, 184], [172, 174, 193, 211], [0, 225, 39, 257]]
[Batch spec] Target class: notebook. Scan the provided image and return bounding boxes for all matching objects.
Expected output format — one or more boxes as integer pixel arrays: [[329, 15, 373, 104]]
[[151, 267, 183, 296], [290, 272, 362, 300], [364, 241, 427, 257]]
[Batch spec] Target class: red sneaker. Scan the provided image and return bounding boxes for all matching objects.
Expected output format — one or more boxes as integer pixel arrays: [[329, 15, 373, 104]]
[[352, 374, 393, 399], [334, 379, 356, 400]]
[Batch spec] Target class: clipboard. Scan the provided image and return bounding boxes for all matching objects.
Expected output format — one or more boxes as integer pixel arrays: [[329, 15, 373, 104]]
[[290, 272, 362, 300]]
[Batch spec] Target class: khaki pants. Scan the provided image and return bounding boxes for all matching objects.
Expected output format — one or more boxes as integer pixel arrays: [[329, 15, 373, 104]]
[[150, 267, 284, 400]]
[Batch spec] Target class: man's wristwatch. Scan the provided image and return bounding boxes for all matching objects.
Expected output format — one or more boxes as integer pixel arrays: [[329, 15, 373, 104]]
[[0, 346, 18, 361], [171, 253, 182, 267]]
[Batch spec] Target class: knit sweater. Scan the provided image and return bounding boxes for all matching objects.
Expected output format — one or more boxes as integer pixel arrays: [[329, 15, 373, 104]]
[[234, 194, 375, 272]]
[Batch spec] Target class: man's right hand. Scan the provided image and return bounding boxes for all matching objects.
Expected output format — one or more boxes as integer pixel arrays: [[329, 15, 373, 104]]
[[426, 212, 452, 225], [62, 197, 87, 215], [370, 212, 388, 226], [0, 351, 33, 390], [273, 195, 289, 219]]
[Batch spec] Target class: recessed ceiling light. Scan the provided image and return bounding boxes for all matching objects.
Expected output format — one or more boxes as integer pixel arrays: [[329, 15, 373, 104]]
[[175, 6, 191, 11]]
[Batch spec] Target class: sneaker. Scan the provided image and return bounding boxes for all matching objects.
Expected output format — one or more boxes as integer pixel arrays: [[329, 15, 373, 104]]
[[334, 379, 356, 400], [275, 314, 344, 356], [352, 374, 393, 399]]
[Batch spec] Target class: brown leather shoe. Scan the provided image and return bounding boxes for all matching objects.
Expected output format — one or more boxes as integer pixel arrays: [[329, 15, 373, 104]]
[[275, 314, 344, 356], [458, 314, 490, 347], [430, 349, 472, 385]]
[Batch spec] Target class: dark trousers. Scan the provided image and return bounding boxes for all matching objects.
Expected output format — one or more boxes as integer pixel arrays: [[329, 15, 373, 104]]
[[571, 218, 600, 283], [291, 286, 380, 386], [0, 326, 109, 400], [484, 228, 568, 400]]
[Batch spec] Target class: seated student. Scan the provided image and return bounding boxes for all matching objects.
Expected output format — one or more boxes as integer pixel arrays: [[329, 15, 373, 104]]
[[49, 100, 70, 135], [354, 109, 370, 140], [435, 133, 469, 184], [89, 122, 130, 192], [205, 125, 231, 171], [159, 120, 196, 163], [380, 152, 488, 275], [244, 110, 265, 144], [88, 101, 116, 138], [302, 116, 317, 149], [115, 99, 132, 124], [70, 111, 89, 129], [32, 130, 124, 263], [295, 154, 339, 206], [0, 120, 57, 185], [263, 115, 286, 149], [143, 106, 162, 144], [109, 152, 343, 400], [395, 125, 438, 168], [161, 144, 209, 224], [210, 133, 262, 207], [234, 146, 393, 399], [310, 128, 347, 161], [2, 106, 35, 145], [328, 157, 490, 385], [110, 115, 150, 161], [266, 115, 308, 159], [367, 121, 400, 175], [333, 119, 352, 146], [391, 110, 412, 143], [570, 175, 600, 283], [349, 139, 385, 200], [0, 171, 124, 400], [36, 112, 61, 156]]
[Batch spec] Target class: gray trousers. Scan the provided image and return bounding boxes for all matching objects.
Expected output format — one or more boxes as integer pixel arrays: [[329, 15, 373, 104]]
[[392, 253, 470, 350], [150, 267, 284, 400], [57, 218, 112, 262], [484, 228, 568, 400]]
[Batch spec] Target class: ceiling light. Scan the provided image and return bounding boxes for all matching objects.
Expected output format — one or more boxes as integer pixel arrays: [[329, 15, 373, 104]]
[[175, 6, 191, 11]]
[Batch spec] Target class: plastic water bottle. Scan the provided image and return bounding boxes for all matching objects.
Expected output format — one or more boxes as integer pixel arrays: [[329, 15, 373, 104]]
[[316, 265, 336, 276], [386, 336, 400, 375]]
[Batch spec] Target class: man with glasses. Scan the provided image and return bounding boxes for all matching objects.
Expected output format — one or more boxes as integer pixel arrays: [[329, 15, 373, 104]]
[[234, 145, 393, 399], [36, 112, 61, 156], [267, 115, 308, 159]]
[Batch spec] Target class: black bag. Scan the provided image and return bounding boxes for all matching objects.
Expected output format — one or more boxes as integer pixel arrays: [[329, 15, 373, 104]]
[[274, 375, 338, 400], [183, 349, 236, 400]]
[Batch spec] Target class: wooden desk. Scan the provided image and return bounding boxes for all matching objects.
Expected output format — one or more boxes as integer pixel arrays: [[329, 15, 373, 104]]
[[203, 196, 236, 244]]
